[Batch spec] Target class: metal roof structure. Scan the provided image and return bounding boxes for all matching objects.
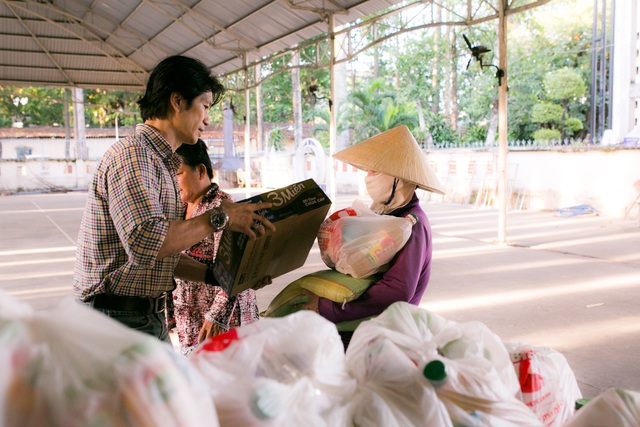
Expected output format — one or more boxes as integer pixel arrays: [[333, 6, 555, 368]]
[[1, 0, 561, 91], [0, 0, 404, 90]]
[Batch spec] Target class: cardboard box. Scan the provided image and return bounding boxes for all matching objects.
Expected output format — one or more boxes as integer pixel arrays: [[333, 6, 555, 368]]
[[212, 179, 332, 296]]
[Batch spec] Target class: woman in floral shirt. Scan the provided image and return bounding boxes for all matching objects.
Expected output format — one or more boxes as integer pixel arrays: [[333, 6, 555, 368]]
[[171, 140, 260, 356]]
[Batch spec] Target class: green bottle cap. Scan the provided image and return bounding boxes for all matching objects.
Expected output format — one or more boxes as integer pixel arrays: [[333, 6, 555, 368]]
[[575, 398, 591, 410], [423, 360, 447, 382]]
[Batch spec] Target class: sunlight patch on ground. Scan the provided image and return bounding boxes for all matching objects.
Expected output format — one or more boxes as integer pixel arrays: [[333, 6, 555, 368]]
[[0, 246, 76, 256], [0, 257, 75, 268], [420, 272, 640, 313], [506, 316, 640, 350], [437, 257, 586, 275], [532, 232, 640, 251], [6, 285, 71, 298], [0, 271, 73, 282], [0, 207, 84, 215], [432, 244, 508, 259]]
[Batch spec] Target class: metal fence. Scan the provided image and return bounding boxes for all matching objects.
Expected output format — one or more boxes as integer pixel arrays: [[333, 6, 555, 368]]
[[425, 138, 639, 151]]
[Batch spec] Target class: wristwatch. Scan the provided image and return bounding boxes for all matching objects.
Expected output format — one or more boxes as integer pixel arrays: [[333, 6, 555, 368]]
[[208, 207, 229, 232]]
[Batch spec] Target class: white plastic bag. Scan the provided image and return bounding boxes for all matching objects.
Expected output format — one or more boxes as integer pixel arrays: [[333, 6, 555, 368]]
[[348, 302, 521, 398], [563, 388, 640, 427], [0, 292, 219, 427], [190, 311, 355, 427], [505, 342, 583, 426], [346, 302, 540, 426], [345, 336, 453, 427], [317, 200, 416, 278], [422, 358, 543, 427]]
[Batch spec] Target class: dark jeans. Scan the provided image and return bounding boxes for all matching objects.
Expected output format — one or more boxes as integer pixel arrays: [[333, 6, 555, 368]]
[[92, 306, 170, 343]]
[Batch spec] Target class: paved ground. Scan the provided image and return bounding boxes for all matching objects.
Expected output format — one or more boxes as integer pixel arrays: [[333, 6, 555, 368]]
[[1, 188, 639, 399]]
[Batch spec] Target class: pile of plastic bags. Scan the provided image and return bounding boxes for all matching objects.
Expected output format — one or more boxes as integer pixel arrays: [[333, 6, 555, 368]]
[[2, 290, 639, 427], [0, 291, 218, 427]]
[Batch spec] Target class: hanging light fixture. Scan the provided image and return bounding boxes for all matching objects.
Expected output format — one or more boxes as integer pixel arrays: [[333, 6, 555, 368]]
[[307, 84, 332, 110], [463, 34, 505, 86]]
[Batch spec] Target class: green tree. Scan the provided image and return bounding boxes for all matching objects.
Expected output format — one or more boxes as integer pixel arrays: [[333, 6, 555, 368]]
[[84, 89, 141, 127], [505, 0, 592, 140], [453, 23, 504, 141], [532, 102, 563, 126], [421, 110, 457, 147], [0, 86, 143, 128], [258, 50, 329, 125], [529, 67, 586, 142], [339, 78, 417, 143], [543, 67, 586, 139], [564, 117, 583, 137], [305, 107, 330, 147], [0, 86, 66, 127], [396, 31, 437, 122], [533, 128, 561, 141], [267, 127, 286, 151]]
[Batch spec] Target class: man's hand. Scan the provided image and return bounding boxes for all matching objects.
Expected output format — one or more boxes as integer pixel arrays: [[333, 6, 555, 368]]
[[221, 199, 276, 240]]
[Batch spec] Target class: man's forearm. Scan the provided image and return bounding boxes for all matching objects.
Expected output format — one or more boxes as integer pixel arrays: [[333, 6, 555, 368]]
[[158, 214, 212, 259]]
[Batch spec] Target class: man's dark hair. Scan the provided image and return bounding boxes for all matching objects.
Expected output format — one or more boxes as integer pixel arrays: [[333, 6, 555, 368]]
[[138, 55, 225, 121], [175, 139, 214, 181]]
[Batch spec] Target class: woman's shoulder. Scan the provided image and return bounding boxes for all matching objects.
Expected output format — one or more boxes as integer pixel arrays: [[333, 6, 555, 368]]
[[201, 186, 232, 207]]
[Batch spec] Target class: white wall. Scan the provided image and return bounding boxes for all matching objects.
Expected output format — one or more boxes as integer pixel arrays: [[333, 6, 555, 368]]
[[331, 148, 640, 218], [422, 149, 640, 218], [2, 138, 640, 219], [0, 138, 117, 160]]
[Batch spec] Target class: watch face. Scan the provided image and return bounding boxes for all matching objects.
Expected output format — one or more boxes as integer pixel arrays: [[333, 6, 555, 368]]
[[210, 209, 228, 230], [211, 212, 225, 228]]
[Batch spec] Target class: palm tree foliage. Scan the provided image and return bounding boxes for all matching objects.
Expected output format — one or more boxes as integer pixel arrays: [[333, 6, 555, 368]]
[[339, 79, 417, 142]]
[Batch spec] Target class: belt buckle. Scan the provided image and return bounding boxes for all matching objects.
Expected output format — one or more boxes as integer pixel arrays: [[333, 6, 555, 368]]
[[153, 293, 167, 313]]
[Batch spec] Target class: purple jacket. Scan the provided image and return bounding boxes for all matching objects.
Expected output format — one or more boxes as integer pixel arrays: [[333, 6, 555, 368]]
[[318, 194, 433, 322]]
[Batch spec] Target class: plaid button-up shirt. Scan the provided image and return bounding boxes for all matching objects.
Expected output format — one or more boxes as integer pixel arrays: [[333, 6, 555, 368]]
[[74, 124, 183, 301]]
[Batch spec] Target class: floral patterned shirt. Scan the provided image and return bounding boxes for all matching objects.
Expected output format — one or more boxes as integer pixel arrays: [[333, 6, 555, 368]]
[[169, 184, 259, 356]]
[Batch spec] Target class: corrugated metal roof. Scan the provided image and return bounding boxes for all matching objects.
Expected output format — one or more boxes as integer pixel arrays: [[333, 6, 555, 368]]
[[0, 0, 403, 89]]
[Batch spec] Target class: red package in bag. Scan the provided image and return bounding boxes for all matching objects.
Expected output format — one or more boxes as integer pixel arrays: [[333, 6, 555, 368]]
[[506, 342, 583, 427], [317, 201, 417, 278]]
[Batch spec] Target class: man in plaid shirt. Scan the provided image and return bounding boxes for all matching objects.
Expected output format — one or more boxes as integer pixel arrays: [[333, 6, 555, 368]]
[[74, 55, 275, 341]]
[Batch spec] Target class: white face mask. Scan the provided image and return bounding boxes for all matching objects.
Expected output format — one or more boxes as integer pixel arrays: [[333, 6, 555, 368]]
[[365, 173, 416, 214]]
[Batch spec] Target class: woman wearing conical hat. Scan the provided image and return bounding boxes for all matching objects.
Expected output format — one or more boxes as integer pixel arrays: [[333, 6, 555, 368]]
[[299, 125, 445, 350]]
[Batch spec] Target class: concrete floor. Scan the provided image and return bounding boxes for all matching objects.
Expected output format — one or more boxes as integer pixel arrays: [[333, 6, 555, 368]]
[[1, 189, 639, 399]]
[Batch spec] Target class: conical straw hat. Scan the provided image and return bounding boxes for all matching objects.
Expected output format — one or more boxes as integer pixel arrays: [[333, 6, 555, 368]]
[[333, 125, 445, 194]]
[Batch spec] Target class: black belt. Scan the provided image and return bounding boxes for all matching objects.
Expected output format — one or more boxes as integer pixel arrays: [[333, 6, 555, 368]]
[[91, 293, 167, 314]]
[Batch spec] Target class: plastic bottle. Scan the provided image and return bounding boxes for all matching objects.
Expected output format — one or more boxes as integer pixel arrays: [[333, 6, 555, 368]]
[[423, 359, 448, 388], [250, 383, 281, 421], [422, 360, 544, 427], [574, 397, 590, 410]]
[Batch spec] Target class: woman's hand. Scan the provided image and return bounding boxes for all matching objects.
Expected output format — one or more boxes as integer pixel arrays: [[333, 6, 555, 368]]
[[198, 319, 226, 342], [252, 275, 272, 291], [221, 199, 276, 240], [296, 289, 320, 314]]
